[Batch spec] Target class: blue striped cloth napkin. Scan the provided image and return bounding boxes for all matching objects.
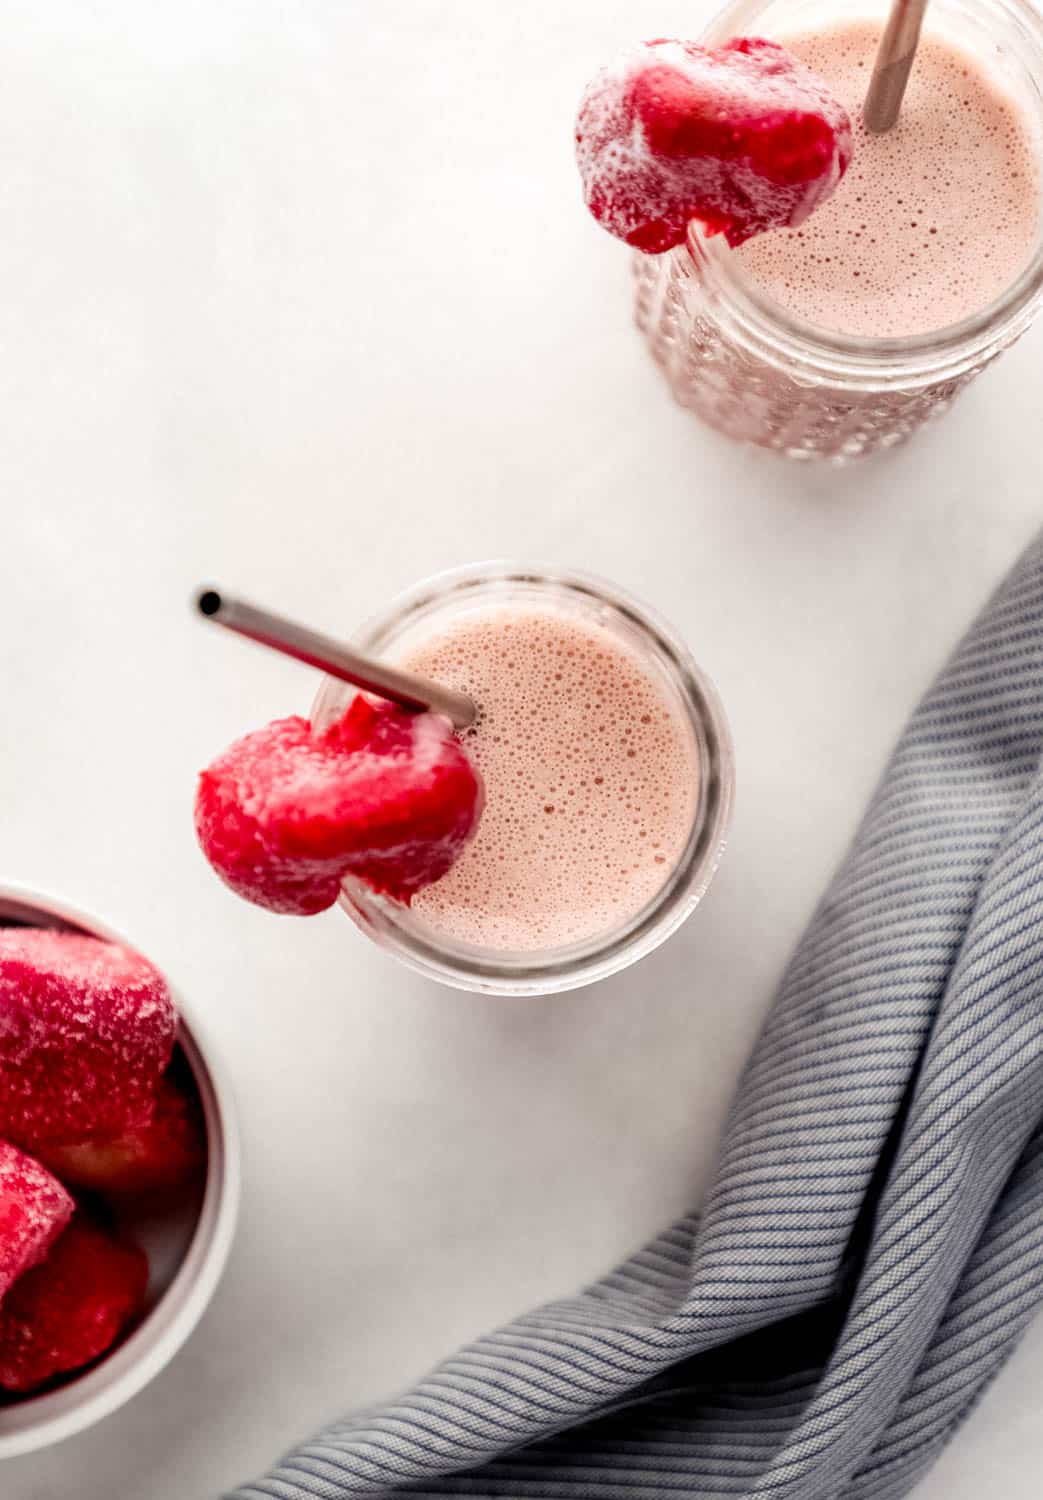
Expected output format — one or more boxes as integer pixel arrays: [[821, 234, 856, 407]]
[[231, 534, 1043, 1500]]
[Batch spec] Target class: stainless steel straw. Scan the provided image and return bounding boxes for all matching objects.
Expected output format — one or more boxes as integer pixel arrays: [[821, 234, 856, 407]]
[[864, 0, 930, 132], [196, 588, 477, 730]]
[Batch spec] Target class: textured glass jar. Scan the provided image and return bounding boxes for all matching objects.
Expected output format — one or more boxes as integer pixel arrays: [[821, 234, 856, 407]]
[[635, 0, 1043, 460], [312, 564, 735, 996]]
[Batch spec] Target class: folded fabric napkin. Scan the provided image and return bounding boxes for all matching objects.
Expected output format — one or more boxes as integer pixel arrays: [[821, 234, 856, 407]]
[[231, 533, 1043, 1500]]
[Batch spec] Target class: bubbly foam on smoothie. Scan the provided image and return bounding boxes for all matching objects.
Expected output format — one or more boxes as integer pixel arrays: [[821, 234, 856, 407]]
[[735, 23, 1040, 336], [397, 607, 699, 952]]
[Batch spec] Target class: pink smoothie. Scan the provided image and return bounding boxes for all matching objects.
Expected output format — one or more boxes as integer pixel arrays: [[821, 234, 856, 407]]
[[396, 607, 699, 952], [735, 22, 1040, 337]]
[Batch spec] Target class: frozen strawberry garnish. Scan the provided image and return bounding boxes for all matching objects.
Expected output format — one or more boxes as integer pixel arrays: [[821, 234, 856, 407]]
[[195, 696, 485, 915], [576, 37, 852, 250], [37, 1068, 206, 1197], [0, 1144, 73, 1307], [0, 1218, 148, 1392], [0, 930, 178, 1154]]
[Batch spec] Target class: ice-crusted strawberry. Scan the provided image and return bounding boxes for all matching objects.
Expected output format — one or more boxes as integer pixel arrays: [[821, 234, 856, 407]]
[[0, 1218, 148, 1392], [195, 696, 485, 915], [576, 37, 852, 250], [0, 931, 177, 1154], [38, 1069, 205, 1197], [0, 1144, 74, 1307]]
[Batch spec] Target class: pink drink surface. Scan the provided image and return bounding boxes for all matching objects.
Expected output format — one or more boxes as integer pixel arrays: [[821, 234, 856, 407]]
[[397, 606, 699, 952], [735, 23, 1040, 336]]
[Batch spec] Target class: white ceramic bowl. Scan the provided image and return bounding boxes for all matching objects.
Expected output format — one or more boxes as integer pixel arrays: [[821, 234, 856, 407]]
[[0, 884, 240, 1459]]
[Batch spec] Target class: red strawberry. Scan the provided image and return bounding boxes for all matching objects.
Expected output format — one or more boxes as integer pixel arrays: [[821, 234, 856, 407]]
[[195, 696, 485, 915], [0, 1144, 74, 1306], [36, 1071, 205, 1197], [576, 37, 852, 251], [0, 931, 177, 1154], [0, 1218, 149, 1392]]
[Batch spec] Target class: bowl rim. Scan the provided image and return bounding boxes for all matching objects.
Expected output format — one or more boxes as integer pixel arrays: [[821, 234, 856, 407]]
[[0, 881, 241, 1459]]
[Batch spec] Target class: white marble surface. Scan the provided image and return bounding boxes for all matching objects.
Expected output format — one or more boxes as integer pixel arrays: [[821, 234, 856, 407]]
[[3, 1, 1043, 1494]]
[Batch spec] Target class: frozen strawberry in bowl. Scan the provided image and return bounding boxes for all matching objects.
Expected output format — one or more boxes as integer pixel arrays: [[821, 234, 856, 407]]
[[0, 886, 237, 1457], [194, 695, 485, 916], [0, 929, 178, 1156], [35, 1065, 207, 1198], [575, 36, 852, 251], [0, 1144, 73, 1307], [0, 1217, 149, 1394]]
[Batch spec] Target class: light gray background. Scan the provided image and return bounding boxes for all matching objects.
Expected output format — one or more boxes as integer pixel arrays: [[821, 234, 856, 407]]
[[2, 1, 1042, 1495]]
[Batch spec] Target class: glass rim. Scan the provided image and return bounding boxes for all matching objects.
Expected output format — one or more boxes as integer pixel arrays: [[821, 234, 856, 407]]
[[689, 0, 1043, 374], [312, 562, 736, 996]]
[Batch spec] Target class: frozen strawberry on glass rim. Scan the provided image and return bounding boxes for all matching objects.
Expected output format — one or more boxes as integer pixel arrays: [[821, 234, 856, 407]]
[[195, 697, 485, 916], [575, 36, 852, 252]]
